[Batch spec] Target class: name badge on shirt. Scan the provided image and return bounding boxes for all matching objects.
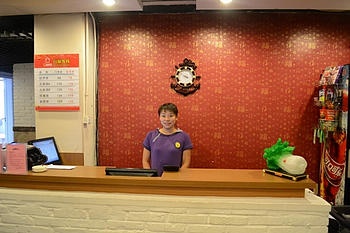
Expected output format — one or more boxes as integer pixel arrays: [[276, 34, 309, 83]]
[[175, 142, 181, 149]]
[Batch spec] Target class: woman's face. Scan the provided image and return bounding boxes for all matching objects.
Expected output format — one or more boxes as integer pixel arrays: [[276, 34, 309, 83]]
[[159, 110, 177, 129]]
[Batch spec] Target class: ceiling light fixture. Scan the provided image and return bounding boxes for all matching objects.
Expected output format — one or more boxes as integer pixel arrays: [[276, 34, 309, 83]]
[[220, 0, 233, 4], [102, 0, 116, 7]]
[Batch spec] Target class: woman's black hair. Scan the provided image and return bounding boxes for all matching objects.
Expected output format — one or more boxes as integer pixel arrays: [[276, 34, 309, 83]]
[[158, 103, 178, 116]]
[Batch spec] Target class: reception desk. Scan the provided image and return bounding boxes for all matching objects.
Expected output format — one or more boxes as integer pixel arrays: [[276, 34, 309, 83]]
[[0, 167, 329, 233], [0, 166, 316, 197]]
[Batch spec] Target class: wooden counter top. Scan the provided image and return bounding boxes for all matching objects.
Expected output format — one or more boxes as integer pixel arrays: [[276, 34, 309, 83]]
[[0, 166, 316, 197]]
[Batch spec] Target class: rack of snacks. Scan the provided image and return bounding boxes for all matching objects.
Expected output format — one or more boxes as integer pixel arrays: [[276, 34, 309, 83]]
[[315, 66, 343, 132], [314, 65, 349, 205]]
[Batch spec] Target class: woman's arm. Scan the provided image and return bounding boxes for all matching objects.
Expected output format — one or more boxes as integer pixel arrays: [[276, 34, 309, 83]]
[[181, 149, 191, 169], [142, 148, 151, 169]]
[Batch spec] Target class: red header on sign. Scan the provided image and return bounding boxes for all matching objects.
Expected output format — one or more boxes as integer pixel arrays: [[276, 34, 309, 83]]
[[34, 54, 79, 68]]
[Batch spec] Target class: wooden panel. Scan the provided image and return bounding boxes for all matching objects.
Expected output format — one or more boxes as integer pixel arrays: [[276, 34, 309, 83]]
[[0, 167, 316, 198], [60, 152, 84, 165]]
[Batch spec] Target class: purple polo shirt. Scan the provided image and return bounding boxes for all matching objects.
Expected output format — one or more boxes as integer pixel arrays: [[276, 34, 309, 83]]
[[143, 129, 193, 176]]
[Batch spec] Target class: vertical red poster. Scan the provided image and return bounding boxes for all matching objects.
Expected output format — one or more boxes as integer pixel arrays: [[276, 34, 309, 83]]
[[319, 132, 346, 204], [34, 54, 80, 111]]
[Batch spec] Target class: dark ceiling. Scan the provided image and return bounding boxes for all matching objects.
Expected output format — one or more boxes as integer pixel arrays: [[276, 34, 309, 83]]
[[0, 5, 194, 75], [0, 15, 33, 74]]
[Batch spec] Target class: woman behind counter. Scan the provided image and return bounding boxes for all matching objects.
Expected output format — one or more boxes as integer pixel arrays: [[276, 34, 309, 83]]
[[142, 103, 193, 176]]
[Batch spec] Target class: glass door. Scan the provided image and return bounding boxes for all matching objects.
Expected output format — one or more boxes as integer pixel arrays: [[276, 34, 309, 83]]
[[0, 77, 14, 144]]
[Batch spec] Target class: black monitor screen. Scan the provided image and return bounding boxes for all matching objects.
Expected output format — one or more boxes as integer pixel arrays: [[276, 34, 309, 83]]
[[28, 137, 62, 165]]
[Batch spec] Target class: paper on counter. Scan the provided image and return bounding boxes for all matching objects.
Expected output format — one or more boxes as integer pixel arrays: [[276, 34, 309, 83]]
[[47, 164, 76, 170]]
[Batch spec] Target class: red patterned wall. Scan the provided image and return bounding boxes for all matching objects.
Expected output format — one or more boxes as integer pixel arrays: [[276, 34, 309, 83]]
[[97, 12, 350, 181]]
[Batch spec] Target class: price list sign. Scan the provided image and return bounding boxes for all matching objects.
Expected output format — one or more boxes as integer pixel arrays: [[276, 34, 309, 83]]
[[34, 54, 80, 111]]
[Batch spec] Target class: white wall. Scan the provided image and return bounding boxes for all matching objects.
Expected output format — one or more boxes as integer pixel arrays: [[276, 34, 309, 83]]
[[34, 13, 97, 165], [13, 63, 35, 127], [0, 187, 331, 233]]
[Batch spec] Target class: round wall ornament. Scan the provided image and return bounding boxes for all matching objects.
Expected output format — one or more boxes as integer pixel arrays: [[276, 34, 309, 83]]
[[170, 58, 201, 96]]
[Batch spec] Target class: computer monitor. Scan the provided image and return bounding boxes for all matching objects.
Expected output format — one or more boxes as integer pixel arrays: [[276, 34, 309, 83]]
[[105, 167, 158, 177], [27, 137, 62, 165]]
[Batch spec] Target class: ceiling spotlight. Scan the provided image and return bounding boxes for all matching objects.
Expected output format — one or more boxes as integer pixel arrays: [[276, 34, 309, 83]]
[[220, 0, 233, 4], [102, 0, 116, 6]]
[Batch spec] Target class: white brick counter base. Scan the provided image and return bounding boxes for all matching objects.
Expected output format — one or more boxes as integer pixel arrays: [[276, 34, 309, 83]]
[[0, 188, 330, 233]]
